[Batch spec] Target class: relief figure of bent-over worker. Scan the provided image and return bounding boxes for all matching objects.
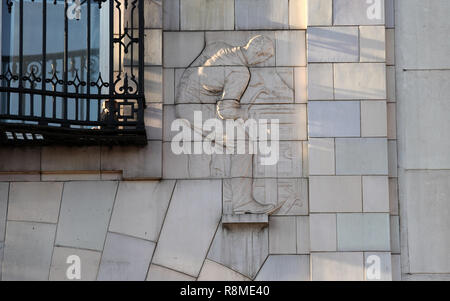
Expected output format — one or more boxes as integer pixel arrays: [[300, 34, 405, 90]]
[[176, 35, 283, 215]]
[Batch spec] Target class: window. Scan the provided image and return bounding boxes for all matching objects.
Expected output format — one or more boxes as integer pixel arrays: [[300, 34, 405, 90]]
[[0, 0, 146, 145]]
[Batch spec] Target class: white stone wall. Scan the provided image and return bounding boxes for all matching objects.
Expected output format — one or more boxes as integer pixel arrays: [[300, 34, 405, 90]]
[[307, 0, 395, 281], [1, 0, 449, 282]]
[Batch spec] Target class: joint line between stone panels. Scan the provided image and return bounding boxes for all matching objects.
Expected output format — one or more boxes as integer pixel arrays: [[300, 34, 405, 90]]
[[95, 181, 120, 281], [47, 181, 66, 281], [150, 262, 198, 279], [107, 231, 158, 244], [145, 180, 178, 280], [253, 253, 270, 281], [197, 215, 223, 280]]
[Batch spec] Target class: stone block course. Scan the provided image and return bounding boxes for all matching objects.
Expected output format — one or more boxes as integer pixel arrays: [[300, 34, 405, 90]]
[[55, 181, 118, 251], [360, 26, 386, 62], [310, 214, 337, 252], [152, 180, 222, 277], [269, 216, 296, 254], [335, 138, 388, 175], [308, 138, 335, 175], [334, 63, 386, 100], [49, 247, 101, 281], [361, 101, 387, 138], [2, 221, 56, 281], [310, 176, 362, 213], [8, 182, 63, 224], [308, 27, 359, 63], [337, 213, 391, 251], [308, 63, 334, 100], [309, 101, 361, 138], [333, 0, 385, 25], [97, 233, 155, 281], [180, 0, 234, 30], [255, 255, 310, 281], [311, 252, 364, 281], [235, 0, 289, 30], [109, 181, 175, 242]]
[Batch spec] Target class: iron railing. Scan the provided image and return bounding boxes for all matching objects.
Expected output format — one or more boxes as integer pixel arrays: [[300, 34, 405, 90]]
[[0, 0, 147, 146]]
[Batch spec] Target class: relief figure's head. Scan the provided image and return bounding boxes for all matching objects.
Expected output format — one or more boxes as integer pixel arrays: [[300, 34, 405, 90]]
[[243, 35, 275, 66]]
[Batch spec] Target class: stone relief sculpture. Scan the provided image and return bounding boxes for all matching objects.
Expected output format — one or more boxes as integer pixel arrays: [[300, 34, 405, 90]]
[[175, 35, 297, 215]]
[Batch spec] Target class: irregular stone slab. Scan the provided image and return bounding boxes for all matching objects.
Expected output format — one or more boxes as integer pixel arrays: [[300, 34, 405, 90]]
[[8, 182, 63, 224], [2, 221, 56, 281], [109, 180, 175, 241], [56, 181, 118, 251], [97, 233, 155, 281], [311, 252, 364, 281], [49, 247, 101, 281], [364, 252, 392, 281], [337, 213, 391, 251], [255, 255, 309, 281], [180, 0, 234, 30], [0, 183, 8, 242], [147, 264, 196, 281], [307, 0, 332, 26], [235, 0, 289, 30], [152, 180, 222, 277], [333, 0, 385, 25], [208, 224, 268, 279], [334, 63, 386, 100], [308, 101, 360, 138], [335, 138, 388, 175], [198, 259, 251, 281], [275, 31, 306, 67], [163, 32, 205, 68], [397, 71, 450, 169], [402, 170, 450, 273], [310, 176, 362, 213], [268, 216, 296, 254], [307, 27, 359, 62], [310, 214, 336, 252]]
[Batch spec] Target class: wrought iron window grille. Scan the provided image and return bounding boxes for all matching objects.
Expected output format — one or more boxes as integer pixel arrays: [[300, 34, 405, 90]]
[[0, 0, 147, 146]]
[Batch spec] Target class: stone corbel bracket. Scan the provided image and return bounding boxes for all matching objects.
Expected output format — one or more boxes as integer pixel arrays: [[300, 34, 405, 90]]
[[222, 214, 269, 228]]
